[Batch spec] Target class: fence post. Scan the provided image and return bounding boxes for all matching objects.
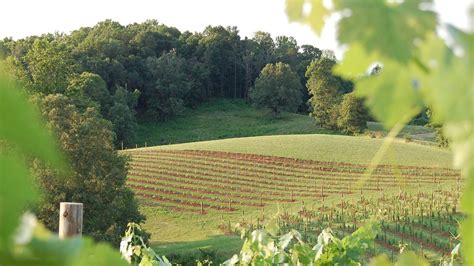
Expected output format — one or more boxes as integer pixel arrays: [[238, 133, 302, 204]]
[[59, 202, 83, 239]]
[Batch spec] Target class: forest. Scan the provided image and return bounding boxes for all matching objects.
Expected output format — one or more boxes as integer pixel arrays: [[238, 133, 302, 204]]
[[0, 19, 365, 147]]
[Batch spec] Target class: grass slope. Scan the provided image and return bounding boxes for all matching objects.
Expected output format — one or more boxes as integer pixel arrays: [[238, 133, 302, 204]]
[[134, 99, 335, 146], [134, 134, 452, 168]]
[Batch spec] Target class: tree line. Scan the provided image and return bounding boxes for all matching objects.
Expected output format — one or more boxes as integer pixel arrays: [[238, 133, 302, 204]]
[[0, 19, 342, 145]]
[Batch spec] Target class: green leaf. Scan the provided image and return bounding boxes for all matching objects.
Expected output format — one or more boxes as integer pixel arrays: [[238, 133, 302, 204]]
[[353, 59, 424, 128], [395, 251, 429, 266], [334, 0, 437, 63], [369, 254, 392, 266], [306, 0, 329, 35], [0, 72, 64, 169], [333, 43, 381, 79], [71, 238, 128, 266], [285, 0, 305, 22], [0, 155, 38, 250], [285, 0, 328, 35]]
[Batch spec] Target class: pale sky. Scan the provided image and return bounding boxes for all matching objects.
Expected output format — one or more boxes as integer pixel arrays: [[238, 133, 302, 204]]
[[0, 0, 471, 57]]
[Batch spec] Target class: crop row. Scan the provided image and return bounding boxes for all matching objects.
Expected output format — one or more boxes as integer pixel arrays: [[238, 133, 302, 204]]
[[131, 149, 459, 175]]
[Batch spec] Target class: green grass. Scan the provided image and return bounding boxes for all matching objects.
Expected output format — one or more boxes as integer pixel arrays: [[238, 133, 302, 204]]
[[133, 99, 335, 147], [367, 121, 435, 142], [133, 99, 438, 147], [134, 134, 452, 168]]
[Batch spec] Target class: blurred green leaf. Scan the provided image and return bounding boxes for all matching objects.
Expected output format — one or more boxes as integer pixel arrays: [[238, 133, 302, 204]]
[[369, 254, 392, 266], [334, 0, 437, 63], [0, 154, 37, 250], [285, 0, 328, 35], [285, 0, 305, 22], [354, 59, 424, 128], [0, 72, 64, 169], [71, 239, 128, 266], [306, 0, 328, 35], [333, 43, 381, 79], [395, 251, 429, 266]]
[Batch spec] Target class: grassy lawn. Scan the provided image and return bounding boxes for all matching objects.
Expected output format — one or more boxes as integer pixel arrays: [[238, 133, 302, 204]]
[[133, 134, 452, 168], [133, 99, 335, 147]]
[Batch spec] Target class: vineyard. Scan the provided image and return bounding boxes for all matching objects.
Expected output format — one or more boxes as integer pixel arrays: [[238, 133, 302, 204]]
[[124, 148, 464, 262], [125, 149, 461, 213]]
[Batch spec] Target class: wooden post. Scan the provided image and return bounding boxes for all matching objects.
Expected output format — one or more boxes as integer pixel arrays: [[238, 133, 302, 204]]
[[59, 202, 83, 239], [121, 141, 124, 150]]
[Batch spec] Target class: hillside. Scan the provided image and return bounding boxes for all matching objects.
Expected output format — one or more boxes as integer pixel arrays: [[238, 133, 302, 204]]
[[133, 99, 436, 147], [132, 134, 452, 168], [133, 99, 336, 146]]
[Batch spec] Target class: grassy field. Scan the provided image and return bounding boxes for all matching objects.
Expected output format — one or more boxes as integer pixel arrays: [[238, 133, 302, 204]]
[[133, 99, 335, 146], [133, 134, 451, 167], [123, 134, 456, 262]]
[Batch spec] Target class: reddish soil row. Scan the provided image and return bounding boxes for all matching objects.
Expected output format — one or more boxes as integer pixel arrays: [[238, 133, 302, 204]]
[[130, 184, 238, 211], [128, 176, 294, 206], [132, 155, 459, 183], [128, 170, 336, 197], [133, 149, 459, 174], [133, 152, 460, 180], [129, 162, 445, 192], [128, 174, 296, 200]]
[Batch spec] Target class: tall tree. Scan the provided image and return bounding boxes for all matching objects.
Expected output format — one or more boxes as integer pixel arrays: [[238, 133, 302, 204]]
[[66, 72, 111, 114], [32, 94, 145, 245], [20, 38, 75, 94], [306, 56, 344, 129], [250, 62, 302, 117], [145, 50, 192, 120]]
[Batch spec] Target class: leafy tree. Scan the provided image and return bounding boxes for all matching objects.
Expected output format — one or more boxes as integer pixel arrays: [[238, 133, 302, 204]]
[[66, 72, 111, 114], [199, 26, 242, 97], [306, 56, 343, 129], [32, 94, 145, 245], [108, 86, 140, 146], [144, 50, 192, 121], [274, 35, 299, 67], [19, 38, 75, 94], [250, 62, 302, 117], [337, 93, 369, 134], [296, 44, 322, 112]]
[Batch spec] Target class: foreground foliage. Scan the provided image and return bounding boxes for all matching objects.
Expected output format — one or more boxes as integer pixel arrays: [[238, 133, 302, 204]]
[[223, 221, 380, 265], [0, 72, 127, 265], [286, 0, 473, 264]]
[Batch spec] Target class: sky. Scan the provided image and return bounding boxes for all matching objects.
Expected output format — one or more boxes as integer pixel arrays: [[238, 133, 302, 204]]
[[0, 0, 471, 57]]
